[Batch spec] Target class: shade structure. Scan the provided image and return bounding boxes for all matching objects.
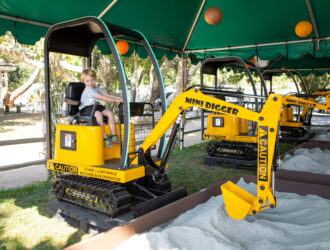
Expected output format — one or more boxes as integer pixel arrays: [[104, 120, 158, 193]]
[[269, 54, 330, 76], [0, 0, 329, 73]]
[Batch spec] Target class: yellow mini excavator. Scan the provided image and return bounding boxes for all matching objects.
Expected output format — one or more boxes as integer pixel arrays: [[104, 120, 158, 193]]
[[263, 70, 316, 140], [200, 57, 268, 164], [263, 70, 329, 140], [44, 17, 186, 228], [300, 89, 330, 122]]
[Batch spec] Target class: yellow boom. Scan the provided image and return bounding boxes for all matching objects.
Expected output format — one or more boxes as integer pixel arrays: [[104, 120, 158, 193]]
[[133, 88, 284, 220], [299, 91, 330, 117]]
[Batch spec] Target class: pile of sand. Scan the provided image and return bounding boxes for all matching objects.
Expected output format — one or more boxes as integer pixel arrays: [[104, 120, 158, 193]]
[[115, 179, 330, 250], [315, 131, 330, 141], [281, 147, 330, 175]]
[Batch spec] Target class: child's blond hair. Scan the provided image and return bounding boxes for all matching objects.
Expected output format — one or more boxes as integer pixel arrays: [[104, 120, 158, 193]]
[[81, 68, 96, 81]]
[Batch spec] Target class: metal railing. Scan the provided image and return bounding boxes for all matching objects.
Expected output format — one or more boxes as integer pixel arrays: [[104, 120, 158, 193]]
[[0, 112, 46, 172]]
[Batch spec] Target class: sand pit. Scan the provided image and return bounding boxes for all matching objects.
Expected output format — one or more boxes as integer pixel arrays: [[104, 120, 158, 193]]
[[281, 147, 330, 175], [115, 179, 330, 250], [315, 131, 330, 141]]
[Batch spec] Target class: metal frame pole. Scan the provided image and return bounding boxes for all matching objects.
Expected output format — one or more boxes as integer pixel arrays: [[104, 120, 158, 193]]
[[182, 0, 207, 52], [306, 0, 320, 50], [0, 13, 51, 27], [186, 37, 330, 54], [98, 0, 120, 18]]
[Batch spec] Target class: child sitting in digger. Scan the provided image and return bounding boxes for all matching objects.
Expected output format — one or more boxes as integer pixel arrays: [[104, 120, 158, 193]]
[[79, 68, 123, 147]]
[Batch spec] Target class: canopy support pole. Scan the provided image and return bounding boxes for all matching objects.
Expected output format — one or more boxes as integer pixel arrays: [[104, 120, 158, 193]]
[[306, 0, 320, 51], [264, 55, 283, 71], [98, 0, 119, 18], [0, 13, 51, 28], [182, 0, 206, 53], [285, 68, 330, 71], [180, 53, 188, 93], [186, 37, 330, 54]]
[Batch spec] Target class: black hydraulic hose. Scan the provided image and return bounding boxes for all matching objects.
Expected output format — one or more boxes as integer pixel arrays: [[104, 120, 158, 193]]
[[160, 121, 180, 170]]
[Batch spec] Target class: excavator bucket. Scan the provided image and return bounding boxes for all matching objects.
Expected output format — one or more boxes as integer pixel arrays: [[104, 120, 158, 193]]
[[221, 181, 257, 220]]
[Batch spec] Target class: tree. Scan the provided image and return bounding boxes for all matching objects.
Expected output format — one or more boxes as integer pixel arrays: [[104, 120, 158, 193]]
[[145, 56, 177, 104], [0, 32, 76, 109], [303, 73, 330, 93]]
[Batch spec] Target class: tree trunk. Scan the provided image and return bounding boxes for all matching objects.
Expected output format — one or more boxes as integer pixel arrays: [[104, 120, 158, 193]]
[[136, 68, 145, 101], [0, 46, 77, 109], [145, 65, 154, 102], [60, 60, 83, 73], [147, 57, 174, 104], [176, 58, 200, 93], [131, 53, 138, 102], [176, 57, 184, 93], [5, 67, 41, 108]]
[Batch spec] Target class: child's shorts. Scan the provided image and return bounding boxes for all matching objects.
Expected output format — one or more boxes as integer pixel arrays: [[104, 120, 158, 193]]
[[80, 105, 106, 116]]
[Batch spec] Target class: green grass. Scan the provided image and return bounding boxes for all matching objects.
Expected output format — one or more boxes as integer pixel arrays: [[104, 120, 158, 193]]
[[167, 141, 300, 194], [279, 142, 300, 155], [167, 142, 255, 194], [0, 182, 90, 250], [0, 141, 300, 249]]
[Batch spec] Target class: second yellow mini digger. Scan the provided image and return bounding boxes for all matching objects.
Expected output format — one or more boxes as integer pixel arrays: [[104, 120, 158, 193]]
[[44, 17, 186, 230], [200, 57, 268, 165], [299, 89, 330, 120], [263, 69, 330, 141]]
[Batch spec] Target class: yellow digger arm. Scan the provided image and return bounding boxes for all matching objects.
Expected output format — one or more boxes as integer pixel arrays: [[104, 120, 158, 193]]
[[298, 92, 330, 117], [284, 94, 330, 113], [134, 88, 283, 220]]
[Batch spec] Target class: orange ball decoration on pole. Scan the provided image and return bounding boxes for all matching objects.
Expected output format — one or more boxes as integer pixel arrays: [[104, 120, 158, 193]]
[[246, 57, 255, 68], [116, 40, 129, 55], [204, 6, 223, 25], [295, 21, 313, 38]]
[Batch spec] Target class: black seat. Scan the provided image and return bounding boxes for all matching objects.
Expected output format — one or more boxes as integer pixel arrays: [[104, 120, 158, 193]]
[[64, 82, 97, 125], [118, 102, 154, 123]]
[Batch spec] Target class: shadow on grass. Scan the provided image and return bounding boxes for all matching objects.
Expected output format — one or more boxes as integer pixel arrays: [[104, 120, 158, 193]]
[[0, 227, 85, 250], [29, 230, 85, 250], [0, 181, 88, 249], [0, 181, 54, 218]]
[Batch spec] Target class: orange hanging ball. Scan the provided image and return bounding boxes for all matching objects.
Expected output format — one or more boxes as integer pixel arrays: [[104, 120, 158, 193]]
[[116, 40, 129, 55], [295, 21, 313, 38], [246, 57, 255, 68], [204, 6, 223, 25]]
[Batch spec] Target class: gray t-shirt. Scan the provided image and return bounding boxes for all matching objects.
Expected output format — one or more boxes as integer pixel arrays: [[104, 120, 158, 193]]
[[79, 86, 105, 110]]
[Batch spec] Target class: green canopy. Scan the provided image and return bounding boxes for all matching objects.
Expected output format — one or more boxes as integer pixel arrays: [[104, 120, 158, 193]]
[[269, 53, 330, 76], [0, 0, 329, 69]]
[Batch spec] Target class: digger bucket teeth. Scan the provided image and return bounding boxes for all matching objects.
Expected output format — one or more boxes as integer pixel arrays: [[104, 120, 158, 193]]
[[221, 181, 257, 220]]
